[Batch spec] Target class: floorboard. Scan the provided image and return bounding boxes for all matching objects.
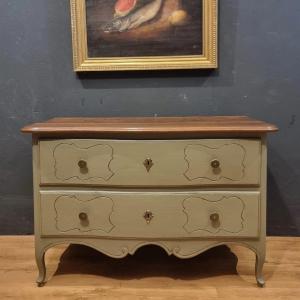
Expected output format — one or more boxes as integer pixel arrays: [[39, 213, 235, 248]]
[[0, 236, 299, 299]]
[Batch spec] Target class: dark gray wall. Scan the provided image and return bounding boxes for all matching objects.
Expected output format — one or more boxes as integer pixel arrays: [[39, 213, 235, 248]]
[[0, 0, 299, 235]]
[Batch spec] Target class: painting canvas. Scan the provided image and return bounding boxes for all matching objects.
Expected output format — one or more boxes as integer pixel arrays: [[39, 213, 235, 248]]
[[86, 0, 203, 58], [70, 0, 218, 71]]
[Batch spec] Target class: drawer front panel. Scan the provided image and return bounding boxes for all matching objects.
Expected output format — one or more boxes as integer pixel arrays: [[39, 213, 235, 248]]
[[40, 139, 261, 186], [40, 191, 260, 238]]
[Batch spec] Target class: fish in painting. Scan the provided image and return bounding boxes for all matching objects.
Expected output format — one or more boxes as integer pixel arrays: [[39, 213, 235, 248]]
[[103, 0, 187, 33], [114, 0, 138, 17]]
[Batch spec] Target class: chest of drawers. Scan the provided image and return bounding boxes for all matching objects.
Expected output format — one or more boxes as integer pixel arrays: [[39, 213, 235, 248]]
[[22, 116, 278, 287]]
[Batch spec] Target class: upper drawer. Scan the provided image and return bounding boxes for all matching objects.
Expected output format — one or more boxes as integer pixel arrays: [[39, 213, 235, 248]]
[[39, 139, 262, 186]]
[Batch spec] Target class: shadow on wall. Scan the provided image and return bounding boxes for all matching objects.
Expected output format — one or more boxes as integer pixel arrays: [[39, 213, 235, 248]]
[[74, 0, 239, 90], [267, 149, 298, 236]]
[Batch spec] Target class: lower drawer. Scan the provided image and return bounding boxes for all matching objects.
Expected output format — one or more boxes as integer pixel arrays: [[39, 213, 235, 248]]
[[40, 191, 260, 239]]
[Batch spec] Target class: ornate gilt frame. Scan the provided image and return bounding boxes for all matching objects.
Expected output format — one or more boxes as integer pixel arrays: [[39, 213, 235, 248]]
[[70, 0, 218, 71]]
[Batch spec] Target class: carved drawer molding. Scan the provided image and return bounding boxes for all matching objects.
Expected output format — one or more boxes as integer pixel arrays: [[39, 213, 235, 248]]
[[184, 143, 246, 181], [183, 196, 245, 234], [53, 142, 114, 181], [54, 195, 114, 233]]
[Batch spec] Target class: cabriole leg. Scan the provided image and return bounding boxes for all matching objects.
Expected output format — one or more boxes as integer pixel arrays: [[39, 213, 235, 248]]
[[35, 248, 46, 287], [255, 252, 265, 287]]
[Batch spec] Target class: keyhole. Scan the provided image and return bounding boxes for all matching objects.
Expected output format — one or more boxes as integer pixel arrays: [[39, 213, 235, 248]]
[[143, 158, 153, 172]]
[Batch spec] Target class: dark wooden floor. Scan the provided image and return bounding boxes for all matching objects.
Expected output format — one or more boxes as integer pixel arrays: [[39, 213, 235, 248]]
[[0, 236, 299, 299]]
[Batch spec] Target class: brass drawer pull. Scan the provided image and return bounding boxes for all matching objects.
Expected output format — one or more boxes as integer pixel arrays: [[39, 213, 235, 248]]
[[211, 159, 220, 169], [143, 210, 154, 224], [78, 160, 87, 169], [143, 158, 154, 172], [79, 212, 88, 221]]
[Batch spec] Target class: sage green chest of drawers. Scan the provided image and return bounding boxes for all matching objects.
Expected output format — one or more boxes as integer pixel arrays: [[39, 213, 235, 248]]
[[22, 116, 278, 287]]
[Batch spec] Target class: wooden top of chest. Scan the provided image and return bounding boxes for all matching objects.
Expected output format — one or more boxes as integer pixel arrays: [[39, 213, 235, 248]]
[[21, 116, 278, 139]]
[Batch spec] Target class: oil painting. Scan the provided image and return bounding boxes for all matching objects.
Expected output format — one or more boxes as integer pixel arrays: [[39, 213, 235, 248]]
[[70, 0, 218, 71]]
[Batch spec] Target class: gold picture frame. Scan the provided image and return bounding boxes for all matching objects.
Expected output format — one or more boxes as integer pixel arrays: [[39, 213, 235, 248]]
[[70, 0, 218, 71]]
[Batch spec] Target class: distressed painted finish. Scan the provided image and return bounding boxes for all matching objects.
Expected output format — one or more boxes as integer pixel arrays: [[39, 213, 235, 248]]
[[39, 139, 262, 186], [22, 116, 277, 288]]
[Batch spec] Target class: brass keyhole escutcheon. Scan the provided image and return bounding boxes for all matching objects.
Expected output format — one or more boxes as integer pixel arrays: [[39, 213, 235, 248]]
[[210, 213, 219, 222], [143, 158, 154, 172], [143, 210, 154, 224], [210, 213, 220, 228], [211, 159, 220, 169]]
